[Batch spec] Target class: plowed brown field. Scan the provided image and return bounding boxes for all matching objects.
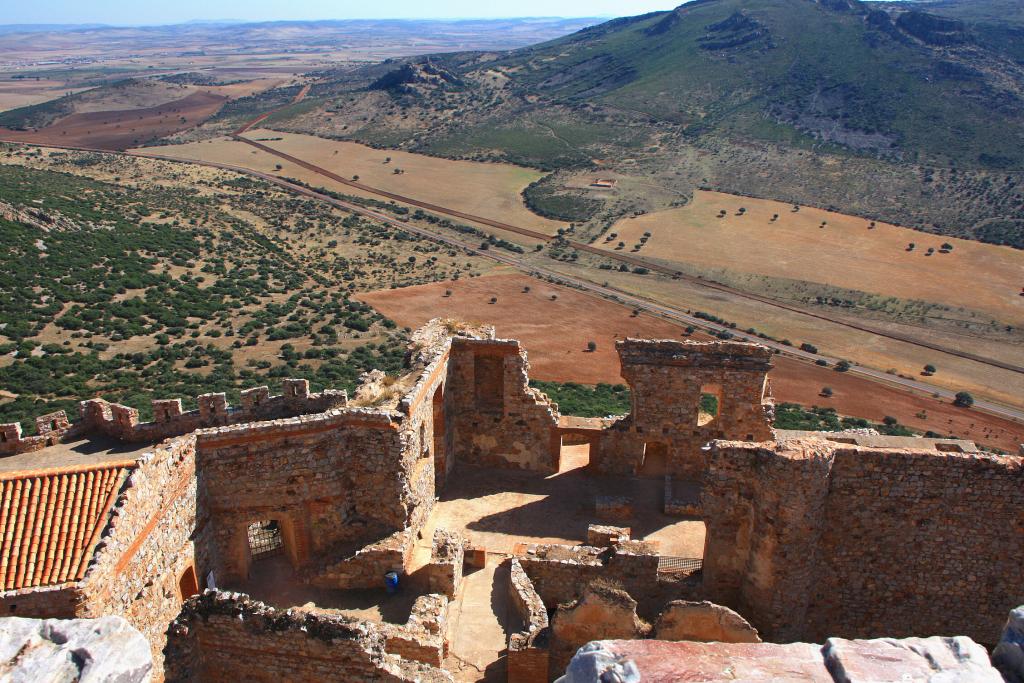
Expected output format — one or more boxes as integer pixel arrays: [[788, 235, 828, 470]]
[[361, 271, 1024, 451], [0, 91, 227, 150]]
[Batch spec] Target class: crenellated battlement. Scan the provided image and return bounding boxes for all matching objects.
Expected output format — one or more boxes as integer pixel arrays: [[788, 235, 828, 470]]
[[0, 379, 348, 456]]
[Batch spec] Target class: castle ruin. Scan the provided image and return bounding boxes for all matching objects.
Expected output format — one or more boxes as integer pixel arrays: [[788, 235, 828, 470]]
[[1, 320, 1020, 681]]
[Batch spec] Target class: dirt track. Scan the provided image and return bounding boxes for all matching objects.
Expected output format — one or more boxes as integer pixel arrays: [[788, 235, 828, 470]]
[[233, 132, 1024, 377], [0, 91, 227, 151], [361, 272, 1024, 452]]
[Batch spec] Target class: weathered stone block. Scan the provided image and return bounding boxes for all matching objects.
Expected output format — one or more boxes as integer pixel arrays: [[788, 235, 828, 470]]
[[0, 616, 153, 683]]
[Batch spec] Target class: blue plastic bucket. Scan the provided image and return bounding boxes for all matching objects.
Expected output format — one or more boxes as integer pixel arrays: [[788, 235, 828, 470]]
[[384, 571, 399, 593]]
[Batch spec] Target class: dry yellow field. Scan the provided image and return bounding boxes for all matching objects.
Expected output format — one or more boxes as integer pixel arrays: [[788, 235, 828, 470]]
[[604, 190, 1024, 325], [0, 79, 91, 112], [139, 129, 565, 235]]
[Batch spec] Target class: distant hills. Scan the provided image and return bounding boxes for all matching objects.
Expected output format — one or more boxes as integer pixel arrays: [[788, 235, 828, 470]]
[[274, 0, 1023, 245]]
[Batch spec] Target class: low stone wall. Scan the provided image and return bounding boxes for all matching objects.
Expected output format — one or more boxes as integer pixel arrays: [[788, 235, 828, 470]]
[[426, 529, 464, 599], [518, 541, 699, 624], [380, 594, 450, 667], [165, 591, 452, 682], [549, 583, 649, 676], [518, 545, 606, 608], [309, 528, 415, 590], [587, 524, 630, 547], [507, 559, 551, 683]]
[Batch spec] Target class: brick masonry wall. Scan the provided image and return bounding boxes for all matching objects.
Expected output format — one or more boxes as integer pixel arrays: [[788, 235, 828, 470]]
[[702, 438, 1024, 645], [77, 435, 199, 677], [448, 338, 560, 473], [165, 591, 452, 682], [809, 446, 1024, 644], [0, 584, 79, 619]]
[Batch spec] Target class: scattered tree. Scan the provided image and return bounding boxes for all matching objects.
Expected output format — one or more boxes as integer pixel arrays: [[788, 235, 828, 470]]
[[820, 386, 834, 397], [835, 360, 852, 372], [923, 364, 937, 375], [953, 391, 974, 408], [586, 340, 597, 352]]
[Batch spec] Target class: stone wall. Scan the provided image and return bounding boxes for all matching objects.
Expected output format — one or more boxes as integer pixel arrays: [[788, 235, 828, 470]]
[[447, 337, 560, 473], [379, 593, 450, 667], [0, 380, 346, 457], [0, 411, 76, 456], [0, 584, 79, 619], [165, 591, 452, 682], [549, 583, 648, 676], [507, 557, 551, 682], [702, 438, 1024, 645], [77, 435, 199, 676], [426, 529, 464, 599], [79, 379, 348, 444], [194, 408, 431, 586], [508, 558, 549, 647], [308, 528, 414, 590], [518, 541, 683, 618], [596, 339, 773, 479]]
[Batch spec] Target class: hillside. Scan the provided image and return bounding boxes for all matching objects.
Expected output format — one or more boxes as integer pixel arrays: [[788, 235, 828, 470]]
[[266, 0, 1024, 246]]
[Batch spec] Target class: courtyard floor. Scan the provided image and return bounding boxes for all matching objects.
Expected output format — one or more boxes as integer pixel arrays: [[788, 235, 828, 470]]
[[423, 460, 705, 557]]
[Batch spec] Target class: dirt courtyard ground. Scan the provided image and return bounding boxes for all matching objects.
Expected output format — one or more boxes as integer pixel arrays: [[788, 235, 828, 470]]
[[423, 462, 705, 559], [362, 271, 1024, 451]]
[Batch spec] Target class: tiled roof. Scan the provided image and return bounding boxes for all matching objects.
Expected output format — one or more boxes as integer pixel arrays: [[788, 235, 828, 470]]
[[1, 462, 133, 591]]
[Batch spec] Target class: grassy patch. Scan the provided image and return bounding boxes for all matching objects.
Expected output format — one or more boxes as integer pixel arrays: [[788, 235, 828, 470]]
[[774, 402, 915, 436], [529, 380, 631, 417]]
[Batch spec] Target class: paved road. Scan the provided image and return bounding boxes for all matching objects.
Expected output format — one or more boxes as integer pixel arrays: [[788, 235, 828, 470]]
[[3, 138, 1022, 426], [231, 132, 1024, 377]]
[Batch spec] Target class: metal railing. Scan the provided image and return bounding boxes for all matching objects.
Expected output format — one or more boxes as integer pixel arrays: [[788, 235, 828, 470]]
[[658, 556, 703, 574]]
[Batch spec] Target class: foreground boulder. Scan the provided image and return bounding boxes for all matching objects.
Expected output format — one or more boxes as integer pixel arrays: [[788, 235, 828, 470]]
[[994, 606, 1024, 683], [0, 616, 153, 683], [557, 635, 1003, 682]]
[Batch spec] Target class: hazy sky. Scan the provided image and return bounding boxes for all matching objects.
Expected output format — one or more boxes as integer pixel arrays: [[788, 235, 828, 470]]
[[4, 1, 679, 26]]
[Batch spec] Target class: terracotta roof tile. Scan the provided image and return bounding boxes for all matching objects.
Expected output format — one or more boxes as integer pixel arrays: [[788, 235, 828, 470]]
[[1, 463, 132, 591]]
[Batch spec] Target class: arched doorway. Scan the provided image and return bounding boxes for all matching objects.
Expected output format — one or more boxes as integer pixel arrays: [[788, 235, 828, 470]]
[[178, 565, 200, 601]]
